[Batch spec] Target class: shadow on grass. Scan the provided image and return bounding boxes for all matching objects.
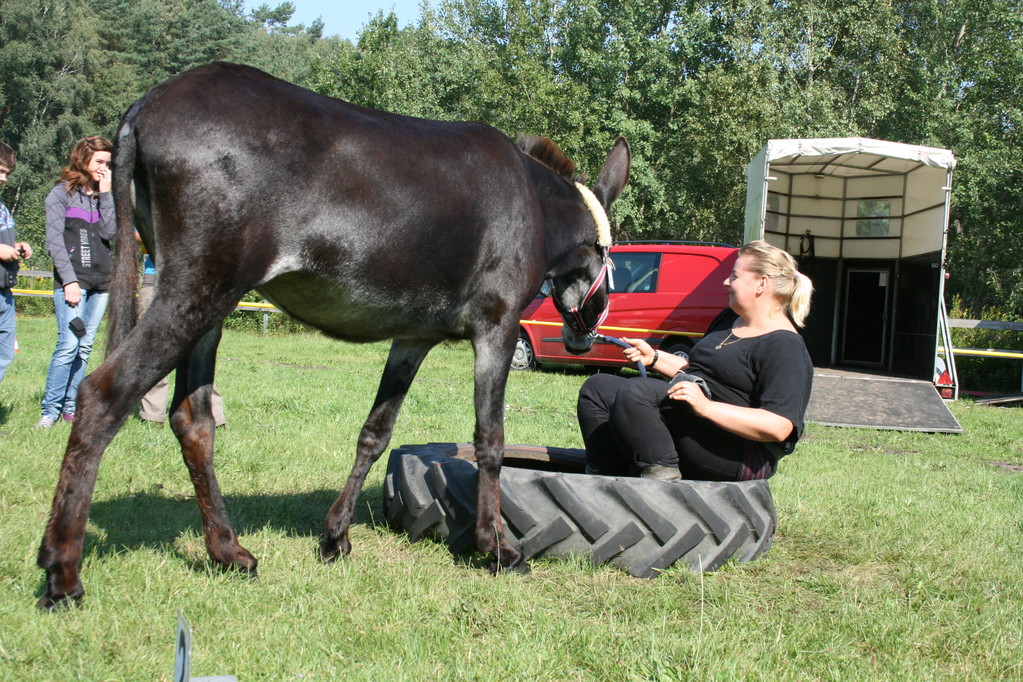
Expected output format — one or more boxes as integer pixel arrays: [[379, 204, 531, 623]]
[[82, 483, 514, 576], [34, 482, 529, 607], [526, 363, 617, 378], [82, 483, 389, 570]]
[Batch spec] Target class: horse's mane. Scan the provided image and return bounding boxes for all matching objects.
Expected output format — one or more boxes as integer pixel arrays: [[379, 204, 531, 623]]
[[516, 135, 587, 184]]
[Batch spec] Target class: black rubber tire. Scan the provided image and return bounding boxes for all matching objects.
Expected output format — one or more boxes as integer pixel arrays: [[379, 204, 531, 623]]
[[383, 443, 775, 578], [510, 331, 538, 371]]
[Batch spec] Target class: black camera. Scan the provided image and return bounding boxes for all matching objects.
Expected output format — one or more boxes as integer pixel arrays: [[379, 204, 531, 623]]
[[69, 316, 87, 339], [1, 261, 17, 288]]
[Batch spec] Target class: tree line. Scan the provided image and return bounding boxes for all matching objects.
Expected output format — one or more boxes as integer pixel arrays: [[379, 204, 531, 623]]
[[2, 0, 1020, 315]]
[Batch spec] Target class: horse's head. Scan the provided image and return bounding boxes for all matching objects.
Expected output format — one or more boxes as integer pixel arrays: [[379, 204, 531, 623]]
[[550, 245, 612, 353], [544, 136, 631, 355]]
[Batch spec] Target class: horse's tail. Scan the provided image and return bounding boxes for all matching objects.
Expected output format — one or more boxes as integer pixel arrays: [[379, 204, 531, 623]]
[[106, 100, 145, 356]]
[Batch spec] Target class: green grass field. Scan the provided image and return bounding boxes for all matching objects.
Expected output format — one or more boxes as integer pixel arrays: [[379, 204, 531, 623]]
[[1, 316, 1021, 680]]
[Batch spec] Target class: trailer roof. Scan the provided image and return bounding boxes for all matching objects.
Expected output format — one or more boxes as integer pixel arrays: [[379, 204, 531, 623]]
[[756, 137, 956, 178]]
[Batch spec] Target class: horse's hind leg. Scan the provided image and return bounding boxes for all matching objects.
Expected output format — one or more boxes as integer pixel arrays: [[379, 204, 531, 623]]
[[321, 338, 434, 561], [168, 326, 256, 575], [37, 317, 201, 609]]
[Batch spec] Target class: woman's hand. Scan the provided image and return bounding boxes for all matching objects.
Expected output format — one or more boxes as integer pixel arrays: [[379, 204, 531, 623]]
[[96, 166, 112, 193], [0, 243, 17, 262], [667, 378, 713, 415], [620, 337, 655, 367], [14, 241, 32, 259], [622, 337, 691, 375], [64, 281, 82, 306]]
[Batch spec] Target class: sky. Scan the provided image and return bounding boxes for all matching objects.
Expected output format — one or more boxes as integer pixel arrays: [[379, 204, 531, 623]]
[[245, 0, 425, 42]]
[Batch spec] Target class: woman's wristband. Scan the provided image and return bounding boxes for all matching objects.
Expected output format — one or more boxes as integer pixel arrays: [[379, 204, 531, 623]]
[[648, 350, 660, 369]]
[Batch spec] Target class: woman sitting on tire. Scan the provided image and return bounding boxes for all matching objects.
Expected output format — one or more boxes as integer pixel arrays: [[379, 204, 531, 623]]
[[577, 240, 813, 481]]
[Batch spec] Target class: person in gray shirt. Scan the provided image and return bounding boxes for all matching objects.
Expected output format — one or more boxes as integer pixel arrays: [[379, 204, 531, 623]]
[[36, 136, 115, 428]]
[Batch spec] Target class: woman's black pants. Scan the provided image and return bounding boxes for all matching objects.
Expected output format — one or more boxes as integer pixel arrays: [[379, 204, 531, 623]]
[[577, 373, 769, 481]]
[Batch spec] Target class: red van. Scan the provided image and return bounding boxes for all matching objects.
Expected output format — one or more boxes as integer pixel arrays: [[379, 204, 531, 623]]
[[513, 242, 738, 370]]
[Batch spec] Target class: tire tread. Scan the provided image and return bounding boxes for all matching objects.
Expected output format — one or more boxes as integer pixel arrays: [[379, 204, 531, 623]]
[[384, 445, 776, 577]]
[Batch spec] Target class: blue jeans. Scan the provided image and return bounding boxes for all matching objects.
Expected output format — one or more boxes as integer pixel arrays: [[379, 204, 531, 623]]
[[0, 288, 14, 384], [40, 288, 109, 419]]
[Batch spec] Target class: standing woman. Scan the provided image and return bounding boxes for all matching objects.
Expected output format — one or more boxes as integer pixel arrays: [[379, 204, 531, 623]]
[[577, 240, 814, 481], [36, 136, 115, 428]]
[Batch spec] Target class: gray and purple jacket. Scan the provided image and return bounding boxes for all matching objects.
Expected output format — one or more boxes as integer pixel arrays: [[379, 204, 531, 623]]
[[44, 181, 116, 290]]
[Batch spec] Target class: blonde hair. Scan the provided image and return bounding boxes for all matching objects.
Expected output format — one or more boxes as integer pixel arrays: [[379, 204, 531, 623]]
[[739, 240, 814, 327]]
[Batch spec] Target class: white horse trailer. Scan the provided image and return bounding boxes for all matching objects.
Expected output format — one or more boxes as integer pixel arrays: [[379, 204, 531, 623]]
[[744, 138, 961, 430]]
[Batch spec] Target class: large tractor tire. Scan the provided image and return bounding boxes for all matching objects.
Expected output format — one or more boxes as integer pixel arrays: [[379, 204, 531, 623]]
[[383, 443, 776, 578]]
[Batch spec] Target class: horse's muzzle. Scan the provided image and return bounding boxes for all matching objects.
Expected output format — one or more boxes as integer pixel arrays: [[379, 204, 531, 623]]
[[561, 326, 594, 355]]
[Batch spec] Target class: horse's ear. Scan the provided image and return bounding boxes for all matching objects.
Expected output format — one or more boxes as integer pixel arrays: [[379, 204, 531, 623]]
[[592, 137, 631, 210]]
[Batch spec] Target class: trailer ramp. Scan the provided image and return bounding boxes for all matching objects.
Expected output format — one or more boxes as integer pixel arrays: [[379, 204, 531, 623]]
[[806, 368, 962, 433]]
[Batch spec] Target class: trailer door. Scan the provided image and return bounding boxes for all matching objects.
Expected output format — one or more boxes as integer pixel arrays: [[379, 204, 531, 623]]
[[841, 267, 891, 367]]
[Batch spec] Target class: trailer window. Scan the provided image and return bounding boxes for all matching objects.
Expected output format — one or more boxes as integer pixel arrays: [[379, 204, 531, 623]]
[[856, 200, 891, 237]]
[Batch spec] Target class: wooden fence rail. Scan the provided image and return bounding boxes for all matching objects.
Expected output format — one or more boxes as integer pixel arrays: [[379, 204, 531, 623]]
[[947, 319, 1023, 332]]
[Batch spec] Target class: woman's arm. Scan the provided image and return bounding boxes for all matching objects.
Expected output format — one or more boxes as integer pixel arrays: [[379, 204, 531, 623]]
[[97, 191, 116, 240], [621, 334, 796, 442], [667, 380, 794, 442], [44, 186, 77, 287], [94, 164, 116, 240]]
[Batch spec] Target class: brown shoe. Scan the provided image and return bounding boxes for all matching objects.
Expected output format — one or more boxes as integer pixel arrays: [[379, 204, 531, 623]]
[[639, 465, 682, 481]]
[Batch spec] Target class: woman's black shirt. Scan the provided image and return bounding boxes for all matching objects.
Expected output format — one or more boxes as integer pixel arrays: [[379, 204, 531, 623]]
[[686, 326, 813, 455]]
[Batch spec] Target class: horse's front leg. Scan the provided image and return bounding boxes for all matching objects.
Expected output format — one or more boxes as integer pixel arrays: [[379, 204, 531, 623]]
[[170, 328, 256, 574], [471, 328, 527, 573], [320, 339, 434, 561]]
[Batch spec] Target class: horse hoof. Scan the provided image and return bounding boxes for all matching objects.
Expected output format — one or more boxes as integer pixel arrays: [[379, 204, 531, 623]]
[[318, 536, 351, 563], [37, 589, 83, 611], [220, 548, 258, 576], [489, 554, 530, 576], [237, 561, 259, 578]]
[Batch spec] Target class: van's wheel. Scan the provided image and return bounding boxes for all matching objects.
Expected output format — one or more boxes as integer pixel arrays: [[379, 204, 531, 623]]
[[661, 339, 693, 363], [510, 331, 537, 371], [383, 444, 776, 578]]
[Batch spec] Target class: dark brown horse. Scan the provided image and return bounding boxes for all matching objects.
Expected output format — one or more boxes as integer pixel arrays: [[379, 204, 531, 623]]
[[36, 62, 630, 608]]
